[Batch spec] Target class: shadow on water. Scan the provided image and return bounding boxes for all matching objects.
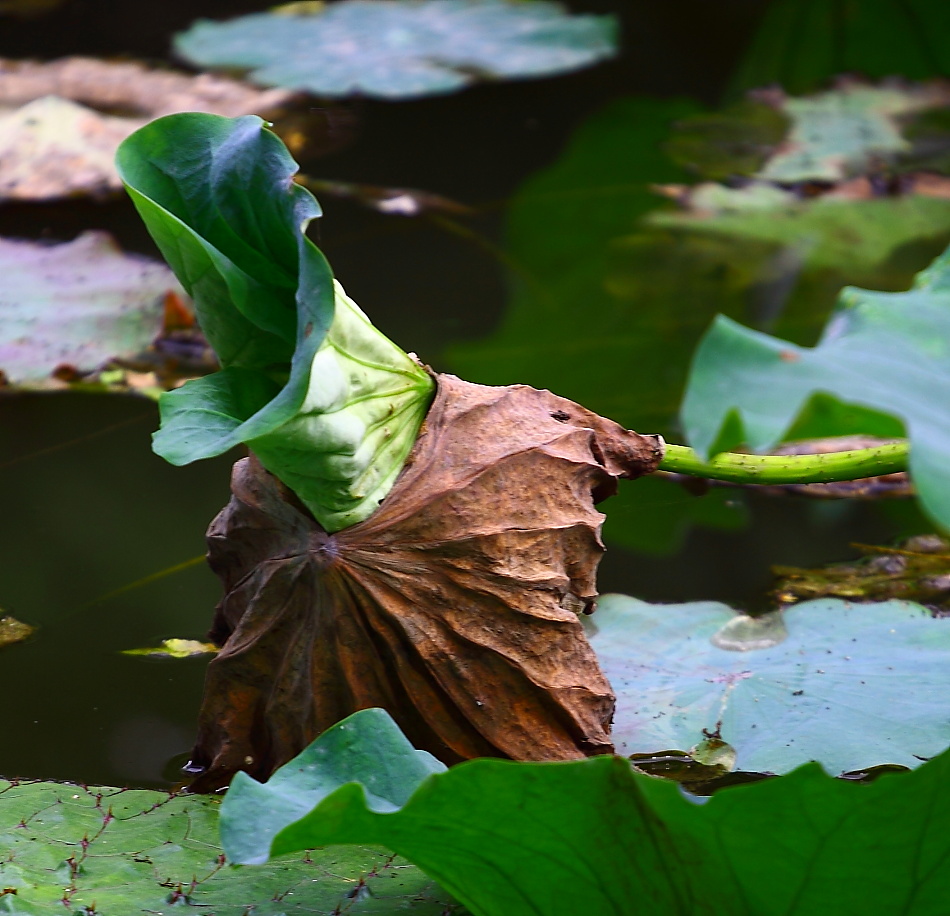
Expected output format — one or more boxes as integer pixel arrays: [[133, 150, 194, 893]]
[[0, 0, 934, 786]]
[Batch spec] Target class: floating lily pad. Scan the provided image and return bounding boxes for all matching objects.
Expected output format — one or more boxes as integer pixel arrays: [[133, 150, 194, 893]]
[[668, 82, 950, 187], [121, 638, 219, 659], [0, 232, 182, 387], [664, 97, 791, 181], [0, 615, 35, 648], [175, 0, 617, 99], [587, 595, 950, 774], [0, 95, 134, 200], [0, 779, 458, 914], [649, 193, 950, 280], [757, 83, 950, 183]]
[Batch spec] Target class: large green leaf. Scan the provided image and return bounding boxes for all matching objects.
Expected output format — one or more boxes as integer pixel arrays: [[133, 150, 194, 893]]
[[116, 112, 335, 464], [731, 0, 950, 98], [681, 242, 950, 530], [588, 595, 950, 774], [0, 778, 460, 914], [0, 232, 180, 386], [174, 0, 617, 100], [222, 707, 950, 916], [222, 708, 446, 866]]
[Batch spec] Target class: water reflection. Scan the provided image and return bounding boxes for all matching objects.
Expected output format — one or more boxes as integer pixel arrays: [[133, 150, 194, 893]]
[[107, 714, 191, 785]]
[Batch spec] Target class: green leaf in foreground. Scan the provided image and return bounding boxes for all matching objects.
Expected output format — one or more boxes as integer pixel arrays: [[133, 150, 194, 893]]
[[587, 595, 950, 774], [117, 113, 434, 531], [681, 241, 950, 530], [0, 232, 180, 386], [222, 707, 950, 916], [174, 0, 617, 100], [0, 778, 458, 914], [222, 708, 446, 866]]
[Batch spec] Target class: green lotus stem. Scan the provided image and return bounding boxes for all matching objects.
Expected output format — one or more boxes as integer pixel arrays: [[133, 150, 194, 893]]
[[658, 441, 909, 485]]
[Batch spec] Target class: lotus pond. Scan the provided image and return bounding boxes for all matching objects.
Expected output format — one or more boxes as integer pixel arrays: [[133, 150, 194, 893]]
[[3, 1, 950, 914]]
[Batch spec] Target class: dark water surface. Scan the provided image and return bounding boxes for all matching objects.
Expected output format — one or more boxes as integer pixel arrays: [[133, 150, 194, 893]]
[[0, 0, 932, 786]]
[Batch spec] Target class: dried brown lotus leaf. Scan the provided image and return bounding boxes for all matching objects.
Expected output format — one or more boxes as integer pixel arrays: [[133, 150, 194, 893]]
[[187, 374, 663, 792]]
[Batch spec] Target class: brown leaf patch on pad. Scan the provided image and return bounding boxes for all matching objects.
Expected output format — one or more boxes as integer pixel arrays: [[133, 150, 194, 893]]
[[186, 374, 663, 791], [0, 57, 297, 201], [0, 56, 295, 119], [0, 615, 35, 648]]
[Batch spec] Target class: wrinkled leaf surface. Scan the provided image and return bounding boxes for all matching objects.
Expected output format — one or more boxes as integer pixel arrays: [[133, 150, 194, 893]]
[[187, 374, 661, 790], [588, 594, 950, 773], [175, 0, 617, 99]]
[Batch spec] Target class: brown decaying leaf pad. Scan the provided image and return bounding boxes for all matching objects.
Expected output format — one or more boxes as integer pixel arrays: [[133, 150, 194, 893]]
[[0, 57, 297, 201], [0, 56, 295, 118], [186, 374, 663, 792]]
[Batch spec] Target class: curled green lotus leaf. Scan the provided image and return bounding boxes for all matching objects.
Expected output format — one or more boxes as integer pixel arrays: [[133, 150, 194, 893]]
[[116, 112, 433, 531], [249, 282, 434, 531]]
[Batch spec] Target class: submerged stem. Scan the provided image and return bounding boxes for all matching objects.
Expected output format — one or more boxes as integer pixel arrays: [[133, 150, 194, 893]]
[[658, 441, 909, 485]]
